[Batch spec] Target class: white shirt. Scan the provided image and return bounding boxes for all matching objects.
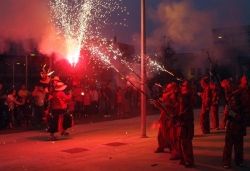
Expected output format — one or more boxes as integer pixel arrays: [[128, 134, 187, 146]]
[[89, 90, 99, 102]]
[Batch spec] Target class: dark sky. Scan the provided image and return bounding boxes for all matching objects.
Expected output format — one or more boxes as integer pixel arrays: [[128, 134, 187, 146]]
[[0, 0, 250, 54], [107, 0, 250, 53]]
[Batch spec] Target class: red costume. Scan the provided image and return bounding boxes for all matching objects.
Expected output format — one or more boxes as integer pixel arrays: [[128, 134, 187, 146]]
[[210, 83, 220, 129], [165, 83, 180, 160], [235, 76, 250, 126], [221, 79, 237, 129], [154, 82, 180, 158], [222, 96, 246, 168], [177, 81, 195, 167], [154, 103, 172, 153], [199, 77, 212, 134], [154, 85, 172, 153], [48, 82, 73, 140]]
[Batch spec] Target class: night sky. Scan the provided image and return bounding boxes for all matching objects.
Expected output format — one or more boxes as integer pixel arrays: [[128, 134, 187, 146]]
[[109, 0, 250, 53], [0, 0, 250, 54]]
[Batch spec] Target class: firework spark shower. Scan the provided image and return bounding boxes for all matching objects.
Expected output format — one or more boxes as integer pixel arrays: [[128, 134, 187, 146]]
[[48, 0, 128, 65]]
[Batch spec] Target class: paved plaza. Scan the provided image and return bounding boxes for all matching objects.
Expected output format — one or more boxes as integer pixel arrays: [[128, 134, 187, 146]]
[[0, 107, 250, 171]]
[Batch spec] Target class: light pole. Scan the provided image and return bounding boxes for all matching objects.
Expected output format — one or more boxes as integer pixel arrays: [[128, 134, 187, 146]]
[[25, 55, 28, 89], [141, 0, 147, 137], [12, 59, 15, 88]]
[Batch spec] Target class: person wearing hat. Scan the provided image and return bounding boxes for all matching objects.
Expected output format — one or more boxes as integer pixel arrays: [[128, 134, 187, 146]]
[[48, 82, 72, 140], [177, 80, 195, 168], [51, 76, 61, 88], [197, 76, 212, 134]]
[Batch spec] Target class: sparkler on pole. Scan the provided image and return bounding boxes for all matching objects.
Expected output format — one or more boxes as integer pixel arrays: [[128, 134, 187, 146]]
[[122, 68, 176, 123], [74, 38, 176, 123], [146, 56, 183, 81], [120, 58, 176, 122], [131, 55, 183, 82], [94, 49, 176, 122]]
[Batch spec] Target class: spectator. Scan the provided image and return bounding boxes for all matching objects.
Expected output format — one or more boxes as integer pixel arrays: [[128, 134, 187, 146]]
[[132, 88, 139, 109], [83, 87, 91, 117], [99, 83, 106, 114], [22, 98, 32, 127], [17, 84, 29, 124], [32, 86, 39, 97], [123, 86, 133, 115], [103, 82, 113, 117], [89, 85, 99, 115], [72, 84, 83, 118], [0, 83, 7, 129], [18, 84, 29, 100], [3, 89, 9, 128], [116, 87, 123, 115], [33, 84, 46, 126], [7, 89, 24, 129]]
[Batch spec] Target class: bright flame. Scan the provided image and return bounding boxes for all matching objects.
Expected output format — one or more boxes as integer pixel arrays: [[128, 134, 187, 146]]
[[65, 38, 80, 66]]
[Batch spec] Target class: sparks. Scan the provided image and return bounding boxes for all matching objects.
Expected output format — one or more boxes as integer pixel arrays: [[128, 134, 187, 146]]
[[49, 0, 127, 66]]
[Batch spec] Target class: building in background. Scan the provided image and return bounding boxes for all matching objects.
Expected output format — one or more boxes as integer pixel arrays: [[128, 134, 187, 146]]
[[172, 25, 250, 81], [173, 53, 205, 81], [211, 25, 250, 76]]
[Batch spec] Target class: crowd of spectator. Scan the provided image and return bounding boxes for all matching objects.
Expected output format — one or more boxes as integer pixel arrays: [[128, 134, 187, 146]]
[[0, 81, 142, 130]]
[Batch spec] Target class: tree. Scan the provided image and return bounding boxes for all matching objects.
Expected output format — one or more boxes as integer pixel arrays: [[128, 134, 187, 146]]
[[154, 36, 176, 69], [148, 36, 180, 88]]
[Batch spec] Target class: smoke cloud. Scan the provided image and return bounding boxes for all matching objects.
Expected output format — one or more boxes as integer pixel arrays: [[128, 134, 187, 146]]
[[146, 0, 215, 53], [145, 0, 249, 54], [0, 0, 70, 59], [0, 0, 52, 53]]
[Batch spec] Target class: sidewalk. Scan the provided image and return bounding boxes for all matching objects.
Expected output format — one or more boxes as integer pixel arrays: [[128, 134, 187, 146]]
[[0, 106, 158, 135], [0, 107, 249, 171]]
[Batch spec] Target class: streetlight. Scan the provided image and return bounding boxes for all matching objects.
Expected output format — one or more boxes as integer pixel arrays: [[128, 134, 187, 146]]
[[141, 0, 147, 138]]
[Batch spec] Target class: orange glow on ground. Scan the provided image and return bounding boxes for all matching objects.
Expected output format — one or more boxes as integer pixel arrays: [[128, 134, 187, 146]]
[[150, 121, 159, 130]]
